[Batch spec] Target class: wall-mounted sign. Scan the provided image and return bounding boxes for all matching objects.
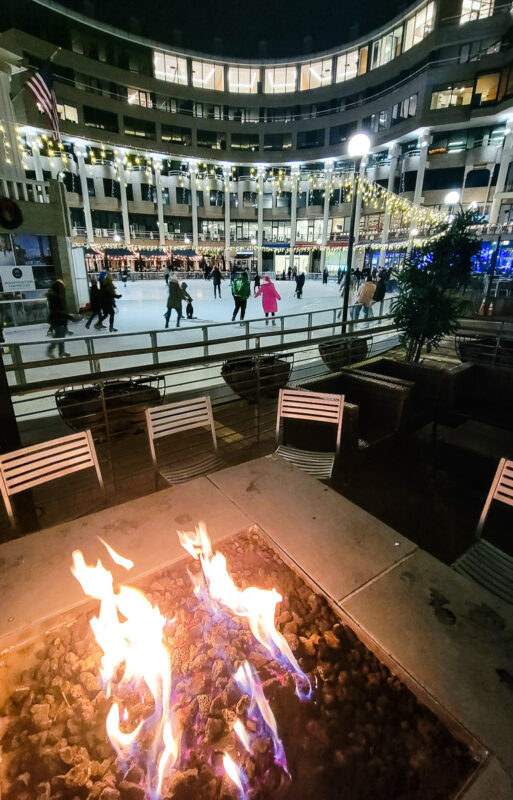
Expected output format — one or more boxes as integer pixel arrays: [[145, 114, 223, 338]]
[[0, 264, 36, 292]]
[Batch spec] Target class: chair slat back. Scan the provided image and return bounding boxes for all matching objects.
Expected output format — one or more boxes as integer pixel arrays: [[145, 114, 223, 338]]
[[0, 431, 104, 527], [476, 457, 513, 538], [276, 388, 344, 455], [146, 396, 216, 440]]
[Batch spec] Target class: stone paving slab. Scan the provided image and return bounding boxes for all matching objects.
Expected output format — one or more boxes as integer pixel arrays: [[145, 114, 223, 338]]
[[0, 477, 251, 647], [209, 454, 417, 602], [463, 757, 513, 799], [343, 548, 513, 778]]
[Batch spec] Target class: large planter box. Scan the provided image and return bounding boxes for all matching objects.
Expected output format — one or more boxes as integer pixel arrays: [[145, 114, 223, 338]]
[[221, 355, 292, 401], [456, 335, 513, 368]]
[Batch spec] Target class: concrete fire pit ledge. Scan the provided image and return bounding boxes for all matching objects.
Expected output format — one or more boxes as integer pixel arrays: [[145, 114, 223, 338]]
[[0, 455, 512, 797]]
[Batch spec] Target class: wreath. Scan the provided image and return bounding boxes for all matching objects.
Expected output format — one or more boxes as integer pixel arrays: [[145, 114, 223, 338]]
[[0, 198, 23, 230]]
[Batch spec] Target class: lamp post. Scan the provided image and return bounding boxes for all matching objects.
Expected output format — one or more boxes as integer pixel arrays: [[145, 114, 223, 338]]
[[341, 133, 371, 333], [444, 190, 461, 219]]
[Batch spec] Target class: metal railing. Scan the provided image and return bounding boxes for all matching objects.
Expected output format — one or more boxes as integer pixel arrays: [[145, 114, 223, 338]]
[[0, 178, 50, 203]]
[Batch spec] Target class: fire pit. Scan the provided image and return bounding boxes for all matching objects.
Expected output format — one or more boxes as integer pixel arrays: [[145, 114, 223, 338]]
[[0, 527, 478, 800]]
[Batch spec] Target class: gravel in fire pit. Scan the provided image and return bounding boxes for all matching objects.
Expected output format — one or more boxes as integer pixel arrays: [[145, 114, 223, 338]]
[[0, 530, 477, 800]]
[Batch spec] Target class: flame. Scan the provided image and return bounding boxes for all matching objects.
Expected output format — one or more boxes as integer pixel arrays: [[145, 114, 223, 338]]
[[223, 752, 247, 798], [178, 524, 311, 699], [234, 660, 289, 775], [71, 546, 180, 799], [233, 719, 251, 753], [98, 537, 134, 570]]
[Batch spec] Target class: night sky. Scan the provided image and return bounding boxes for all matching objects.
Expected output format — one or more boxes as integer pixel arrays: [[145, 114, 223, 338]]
[[58, 0, 407, 58]]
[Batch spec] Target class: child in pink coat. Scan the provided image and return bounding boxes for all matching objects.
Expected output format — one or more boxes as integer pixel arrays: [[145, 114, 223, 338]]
[[255, 275, 281, 325]]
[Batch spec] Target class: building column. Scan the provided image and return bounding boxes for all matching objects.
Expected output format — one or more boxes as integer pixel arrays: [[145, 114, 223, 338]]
[[189, 163, 199, 250], [224, 167, 231, 267], [257, 171, 264, 272], [0, 56, 24, 181], [319, 163, 333, 271], [289, 170, 299, 271], [76, 150, 94, 244], [117, 161, 131, 246], [30, 138, 44, 181], [154, 161, 166, 246], [354, 157, 368, 246], [489, 122, 513, 226], [379, 144, 399, 268]]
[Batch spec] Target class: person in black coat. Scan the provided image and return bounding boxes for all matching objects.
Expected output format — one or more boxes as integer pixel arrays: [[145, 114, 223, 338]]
[[373, 274, 387, 305], [85, 277, 103, 329], [46, 280, 72, 358], [295, 272, 306, 299]]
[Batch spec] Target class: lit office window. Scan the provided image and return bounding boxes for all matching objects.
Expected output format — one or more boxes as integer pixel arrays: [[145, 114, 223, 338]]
[[460, 0, 493, 22], [474, 72, 500, 103], [300, 58, 333, 90], [264, 66, 297, 93], [430, 83, 473, 109], [56, 103, 78, 123], [127, 88, 153, 108], [336, 50, 359, 82], [371, 25, 403, 69], [228, 66, 260, 93], [153, 52, 187, 85], [191, 60, 224, 91], [403, 2, 435, 51]]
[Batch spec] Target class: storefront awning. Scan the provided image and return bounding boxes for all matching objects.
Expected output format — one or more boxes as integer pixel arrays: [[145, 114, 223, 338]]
[[264, 243, 289, 249], [137, 248, 167, 257], [104, 247, 132, 257], [173, 249, 198, 257]]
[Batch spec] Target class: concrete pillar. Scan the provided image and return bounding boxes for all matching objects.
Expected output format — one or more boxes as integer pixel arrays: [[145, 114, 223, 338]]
[[289, 171, 299, 271], [154, 162, 166, 246], [31, 139, 44, 181], [224, 168, 231, 266], [257, 171, 264, 272], [407, 130, 430, 252], [117, 162, 131, 246], [320, 163, 333, 271], [489, 124, 513, 226], [379, 144, 399, 268], [0, 59, 24, 180], [354, 157, 368, 246], [189, 163, 199, 250], [76, 151, 94, 244]]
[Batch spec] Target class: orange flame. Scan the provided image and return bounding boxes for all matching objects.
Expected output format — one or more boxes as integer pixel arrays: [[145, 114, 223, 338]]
[[178, 523, 311, 698], [223, 752, 247, 798], [71, 544, 180, 799]]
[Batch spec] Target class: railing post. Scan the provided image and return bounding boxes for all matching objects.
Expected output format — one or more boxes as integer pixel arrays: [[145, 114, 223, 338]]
[[255, 337, 261, 443], [332, 308, 337, 336], [245, 321, 250, 350], [308, 312, 313, 341], [10, 344, 26, 386], [202, 326, 209, 357], [280, 314, 285, 346], [86, 337, 96, 375], [150, 331, 159, 366]]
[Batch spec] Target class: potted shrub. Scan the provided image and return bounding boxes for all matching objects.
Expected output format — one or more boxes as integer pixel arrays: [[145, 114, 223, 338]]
[[221, 354, 293, 402], [319, 336, 371, 371]]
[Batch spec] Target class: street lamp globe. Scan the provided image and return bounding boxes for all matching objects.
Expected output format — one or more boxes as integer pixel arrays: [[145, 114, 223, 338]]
[[348, 132, 371, 159], [445, 190, 460, 205]]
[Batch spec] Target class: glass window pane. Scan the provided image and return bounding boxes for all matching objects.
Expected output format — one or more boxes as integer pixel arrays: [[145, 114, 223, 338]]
[[154, 52, 187, 84], [475, 73, 500, 103], [192, 61, 224, 90], [301, 59, 333, 90], [228, 66, 259, 93]]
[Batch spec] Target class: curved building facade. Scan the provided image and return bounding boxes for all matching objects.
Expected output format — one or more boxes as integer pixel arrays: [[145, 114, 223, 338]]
[[0, 0, 512, 273]]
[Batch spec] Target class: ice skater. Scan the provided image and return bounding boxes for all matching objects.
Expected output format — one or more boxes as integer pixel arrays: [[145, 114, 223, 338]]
[[85, 277, 104, 329], [164, 275, 187, 327], [231, 270, 251, 323], [212, 264, 223, 298], [98, 269, 122, 332], [46, 280, 72, 359], [295, 271, 305, 299], [255, 275, 281, 325]]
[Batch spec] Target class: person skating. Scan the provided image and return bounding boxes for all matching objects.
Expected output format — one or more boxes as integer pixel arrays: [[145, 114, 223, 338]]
[[231, 270, 251, 323], [322, 267, 329, 285], [181, 281, 194, 320], [255, 275, 281, 325], [212, 264, 223, 298], [295, 271, 305, 299], [165, 275, 187, 328], [287, 266, 292, 281], [121, 266, 129, 287], [253, 271, 261, 293], [46, 279, 72, 359], [352, 274, 376, 321], [98, 269, 122, 332], [373, 273, 387, 309], [85, 277, 104, 329], [337, 265, 343, 285]]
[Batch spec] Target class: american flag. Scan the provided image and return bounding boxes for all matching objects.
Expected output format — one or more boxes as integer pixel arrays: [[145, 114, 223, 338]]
[[25, 63, 60, 141]]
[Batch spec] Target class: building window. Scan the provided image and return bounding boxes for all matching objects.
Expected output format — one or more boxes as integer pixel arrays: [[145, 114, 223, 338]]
[[210, 190, 224, 206], [161, 124, 192, 145], [192, 60, 224, 91], [176, 187, 191, 204], [329, 122, 357, 145], [276, 191, 291, 208], [103, 178, 121, 200], [459, 39, 500, 62], [371, 26, 403, 69], [153, 52, 187, 84], [264, 66, 297, 94], [297, 129, 325, 149], [263, 133, 293, 151], [475, 72, 500, 104], [460, 0, 494, 23], [83, 106, 118, 132], [124, 115, 156, 139], [56, 103, 78, 123], [141, 184, 157, 202], [430, 84, 473, 109], [227, 66, 259, 94], [243, 191, 257, 208], [231, 132, 259, 151], [300, 59, 333, 91], [391, 93, 418, 124], [336, 50, 359, 83], [197, 129, 226, 150], [367, 110, 389, 133], [127, 88, 153, 108], [403, 2, 435, 51], [263, 193, 272, 209]]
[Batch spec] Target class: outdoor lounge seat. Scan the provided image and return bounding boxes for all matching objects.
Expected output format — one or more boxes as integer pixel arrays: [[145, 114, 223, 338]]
[[453, 457, 513, 605], [0, 431, 105, 528], [146, 396, 225, 487], [274, 388, 344, 480]]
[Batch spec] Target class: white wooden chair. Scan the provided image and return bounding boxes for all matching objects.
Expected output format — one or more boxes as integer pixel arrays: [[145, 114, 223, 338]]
[[453, 457, 513, 605], [0, 431, 105, 528], [274, 388, 344, 480], [146, 396, 225, 487]]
